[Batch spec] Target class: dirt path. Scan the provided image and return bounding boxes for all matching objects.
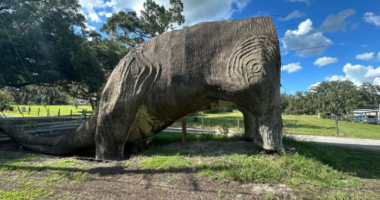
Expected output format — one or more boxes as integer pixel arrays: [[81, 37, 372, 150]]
[[284, 134, 380, 150]]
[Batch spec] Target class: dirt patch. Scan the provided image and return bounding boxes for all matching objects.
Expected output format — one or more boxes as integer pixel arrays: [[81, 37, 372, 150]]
[[0, 140, 299, 199]]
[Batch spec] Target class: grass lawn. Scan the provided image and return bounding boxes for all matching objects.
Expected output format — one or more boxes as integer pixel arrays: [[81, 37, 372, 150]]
[[282, 115, 380, 140], [3, 105, 93, 117], [172, 112, 244, 132], [3, 107, 379, 140], [1, 134, 379, 199], [175, 112, 380, 140]]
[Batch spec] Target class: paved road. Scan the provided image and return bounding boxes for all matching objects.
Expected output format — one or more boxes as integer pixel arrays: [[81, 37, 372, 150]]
[[284, 134, 380, 151]]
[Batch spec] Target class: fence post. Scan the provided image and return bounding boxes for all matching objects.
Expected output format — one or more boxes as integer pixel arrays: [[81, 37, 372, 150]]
[[181, 117, 187, 143], [58, 109, 60, 117], [237, 119, 240, 133], [28, 107, 31, 115], [47, 108, 49, 117], [38, 108, 40, 116], [82, 109, 87, 121], [335, 116, 339, 136], [70, 110, 72, 119], [202, 116, 204, 129]]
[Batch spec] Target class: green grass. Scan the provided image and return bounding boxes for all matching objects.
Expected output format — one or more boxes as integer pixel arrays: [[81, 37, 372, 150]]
[[148, 132, 242, 145], [3, 105, 93, 117], [176, 112, 380, 140], [0, 152, 89, 199], [283, 138, 380, 179], [1, 134, 379, 198], [130, 135, 380, 198], [172, 112, 244, 132], [283, 114, 380, 140]]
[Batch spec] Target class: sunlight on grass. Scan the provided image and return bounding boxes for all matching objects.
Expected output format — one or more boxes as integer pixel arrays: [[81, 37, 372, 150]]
[[0, 186, 53, 200], [4, 105, 93, 117], [136, 148, 362, 190], [283, 115, 380, 139], [140, 154, 194, 171], [0, 152, 89, 199]]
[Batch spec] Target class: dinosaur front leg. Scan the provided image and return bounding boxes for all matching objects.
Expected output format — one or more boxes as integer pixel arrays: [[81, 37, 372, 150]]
[[95, 101, 140, 160], [95, 54, 160, 160]]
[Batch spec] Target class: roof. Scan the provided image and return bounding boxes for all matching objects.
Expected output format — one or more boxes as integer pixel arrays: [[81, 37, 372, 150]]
[[351, 109, 380, 114]]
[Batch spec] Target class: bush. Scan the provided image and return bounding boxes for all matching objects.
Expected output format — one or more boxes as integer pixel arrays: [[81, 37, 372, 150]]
[[0, 100, 13, 112], [320, 112, 326, 119], [0, 90, 10, 102]]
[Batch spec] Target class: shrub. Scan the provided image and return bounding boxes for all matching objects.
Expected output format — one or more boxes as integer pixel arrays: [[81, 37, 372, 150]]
[[320, 112, 326, 119]]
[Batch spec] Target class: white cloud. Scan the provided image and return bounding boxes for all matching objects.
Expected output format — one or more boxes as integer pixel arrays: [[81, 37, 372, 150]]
[[99, 11, 113, 18], [84, 22, 96, 31], [325, 75, 347, 82], [279, 10, 306, 21], [282, 63, 302, 73], [350, 22, 359, 30], [281, 19, 332, 57], [325, 63, 380, 86], [378, 52, 380, 59], [79, 0, 105, 23], [364, 12, 380, 26], [286, 0, 309, 4], [308, 82, 321, 91], [356, 52, 375, 60], [374, 77, 380, 85], [319, 9, 356, 32], [104, 0, 116, 7], [314, 57, 338, 67]]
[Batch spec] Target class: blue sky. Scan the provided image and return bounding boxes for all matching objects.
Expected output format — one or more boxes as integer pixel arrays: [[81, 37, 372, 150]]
[[81, 0, 380, 94]]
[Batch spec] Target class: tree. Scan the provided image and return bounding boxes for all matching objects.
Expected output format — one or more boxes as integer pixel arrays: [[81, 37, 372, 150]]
[[140, 0, 185, 37], [0, 0, 105, 96], [0, 90, 12, 117], [100, 0, 185, 47], [62, 31, 129, 109]]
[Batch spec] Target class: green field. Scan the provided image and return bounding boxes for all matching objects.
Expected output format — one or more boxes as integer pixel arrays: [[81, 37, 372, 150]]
[[283, 115, 380, 140], [3, 105, 93, 117], [1, 109, 380, 198], [3, 107, 380, 140], [176, 112, 380, 140]]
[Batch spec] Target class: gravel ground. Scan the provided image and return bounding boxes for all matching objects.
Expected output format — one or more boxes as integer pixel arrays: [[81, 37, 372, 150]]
[[284, 134, 380, 150]]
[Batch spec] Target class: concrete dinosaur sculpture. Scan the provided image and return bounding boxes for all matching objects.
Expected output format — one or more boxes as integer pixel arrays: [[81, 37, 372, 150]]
[[0, 16, 283, 160]]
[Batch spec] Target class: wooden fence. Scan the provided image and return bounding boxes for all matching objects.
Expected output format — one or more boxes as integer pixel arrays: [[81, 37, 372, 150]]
[[0, 115, 86, 140]]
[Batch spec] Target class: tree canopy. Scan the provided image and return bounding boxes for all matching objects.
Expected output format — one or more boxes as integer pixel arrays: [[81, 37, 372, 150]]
[[0, 0, 105, 89], [282, 81, 380, 115], [0, 0, 184, 108], [100, 0, 185, 47]]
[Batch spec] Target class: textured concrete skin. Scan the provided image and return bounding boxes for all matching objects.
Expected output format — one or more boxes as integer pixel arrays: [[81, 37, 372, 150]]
[[1, 16, 283, 160]]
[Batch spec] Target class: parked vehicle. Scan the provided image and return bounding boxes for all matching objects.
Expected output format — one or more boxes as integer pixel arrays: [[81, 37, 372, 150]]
[[378, 118, 380, 125], [352, 115, 378, 124]]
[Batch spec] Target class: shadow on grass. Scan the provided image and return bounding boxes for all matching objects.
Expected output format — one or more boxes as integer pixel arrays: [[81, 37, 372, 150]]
[[283, 138, 380, 179], [2, 134, 379, 181], [171, 115, 244, 129]]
